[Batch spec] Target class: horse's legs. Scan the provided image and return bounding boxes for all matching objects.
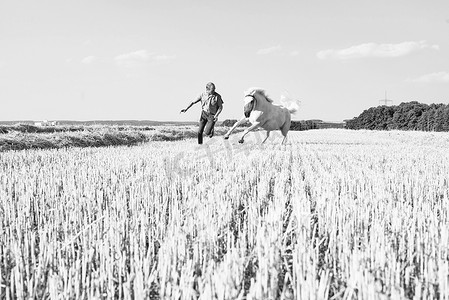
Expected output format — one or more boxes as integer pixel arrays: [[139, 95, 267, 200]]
[[224, 116, 247, 139], [281, 135, 288, 144], [262, 131, 270, 144], [239, 122, 260, 143], [280, 120, 290, 145]]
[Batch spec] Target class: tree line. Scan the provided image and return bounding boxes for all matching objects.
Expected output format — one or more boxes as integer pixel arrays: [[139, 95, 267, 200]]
[[346, 101, 449, 131]]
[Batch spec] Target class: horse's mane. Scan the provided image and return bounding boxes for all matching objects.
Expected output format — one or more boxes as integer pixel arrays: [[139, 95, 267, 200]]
[[244, 87, 274, 103]]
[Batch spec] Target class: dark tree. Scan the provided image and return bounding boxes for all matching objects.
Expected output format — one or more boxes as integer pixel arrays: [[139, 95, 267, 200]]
[[346, 101, 449, 132]]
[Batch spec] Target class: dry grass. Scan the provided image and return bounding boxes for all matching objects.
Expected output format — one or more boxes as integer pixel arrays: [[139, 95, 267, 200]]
[[0, 125, 239, 151], [1, 129, 448, 299]]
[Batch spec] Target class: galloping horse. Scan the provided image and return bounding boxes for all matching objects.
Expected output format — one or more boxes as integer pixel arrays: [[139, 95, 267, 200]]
[[224, 88, 298, 144]]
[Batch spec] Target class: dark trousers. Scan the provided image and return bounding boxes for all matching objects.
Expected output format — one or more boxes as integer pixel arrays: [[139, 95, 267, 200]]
[[198, 111, 215, 144]]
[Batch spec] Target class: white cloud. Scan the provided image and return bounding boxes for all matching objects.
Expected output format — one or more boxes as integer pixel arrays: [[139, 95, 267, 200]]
[[290, 50, 300, 56], [116, 50, 151, 62], [408, 71, 449, 83], [81, 56, 97, 64], [257, 45, 282, 55], [115, 50, 175, 67], [115, 50, 151, 67], [317, 41, 439, 60]]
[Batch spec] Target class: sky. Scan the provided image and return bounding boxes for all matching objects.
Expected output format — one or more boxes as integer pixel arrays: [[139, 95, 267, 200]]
[[1, 0, 448, 122]]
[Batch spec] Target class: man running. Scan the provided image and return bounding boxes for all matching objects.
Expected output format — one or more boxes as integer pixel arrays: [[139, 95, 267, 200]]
[[180, 82, 224, 144]]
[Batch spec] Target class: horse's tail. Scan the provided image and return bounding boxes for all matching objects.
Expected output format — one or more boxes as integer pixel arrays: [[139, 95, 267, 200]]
[[280, 93, 300, 115], [287, 104, 299, 114]]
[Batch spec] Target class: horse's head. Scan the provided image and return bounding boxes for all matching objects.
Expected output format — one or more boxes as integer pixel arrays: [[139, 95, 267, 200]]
[[243, 94, 256, 118], [242, 88, 274, 118]]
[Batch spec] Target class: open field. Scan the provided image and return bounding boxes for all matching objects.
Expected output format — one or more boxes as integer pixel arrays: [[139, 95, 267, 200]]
[[1, 129, 449, 299]]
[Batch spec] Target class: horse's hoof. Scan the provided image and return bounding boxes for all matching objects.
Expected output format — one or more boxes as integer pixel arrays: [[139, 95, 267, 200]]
[[224, 136, 229, 140], [238, 139, 244, 144]]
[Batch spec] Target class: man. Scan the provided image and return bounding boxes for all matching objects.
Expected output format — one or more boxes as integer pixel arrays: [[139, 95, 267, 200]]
[[180, 82, 224, 144]]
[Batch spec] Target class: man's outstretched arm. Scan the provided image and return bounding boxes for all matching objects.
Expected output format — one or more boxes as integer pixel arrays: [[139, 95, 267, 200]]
[[180, 98, 201, 113]]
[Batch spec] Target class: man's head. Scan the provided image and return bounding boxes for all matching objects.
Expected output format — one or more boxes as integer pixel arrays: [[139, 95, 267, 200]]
[[205, 82, 215, 94]]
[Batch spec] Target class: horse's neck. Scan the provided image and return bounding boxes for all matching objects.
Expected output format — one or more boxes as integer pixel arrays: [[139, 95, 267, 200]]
[[255, 96, 269, 110]]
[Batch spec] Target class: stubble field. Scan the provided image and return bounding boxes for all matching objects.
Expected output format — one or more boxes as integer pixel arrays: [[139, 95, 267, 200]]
[[1, 129, 449, 299]]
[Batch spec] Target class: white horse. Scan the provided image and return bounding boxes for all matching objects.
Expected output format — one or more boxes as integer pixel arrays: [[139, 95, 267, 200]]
[[224, 88, 298, 144]]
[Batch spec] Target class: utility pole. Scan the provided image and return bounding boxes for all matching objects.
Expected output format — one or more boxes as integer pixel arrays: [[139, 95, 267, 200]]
[[379, 91, 393, 106]]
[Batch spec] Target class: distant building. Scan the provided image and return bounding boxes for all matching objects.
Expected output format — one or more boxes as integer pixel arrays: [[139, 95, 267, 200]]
[[34, 120, 57, 126]]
